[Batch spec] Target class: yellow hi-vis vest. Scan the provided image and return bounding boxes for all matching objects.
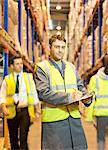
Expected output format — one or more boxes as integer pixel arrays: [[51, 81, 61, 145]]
[[37, 60, 81, 122], [5, 72, 35, 119], [85, 74, 108, 122]]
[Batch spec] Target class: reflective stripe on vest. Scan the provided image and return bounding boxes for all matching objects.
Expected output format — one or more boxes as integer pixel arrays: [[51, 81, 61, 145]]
[[96, 94, 108, 98], [51, 84, 77, 91], [94, 106, 108, 109]]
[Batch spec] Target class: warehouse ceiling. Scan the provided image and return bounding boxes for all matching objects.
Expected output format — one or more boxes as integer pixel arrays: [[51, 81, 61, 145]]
[[49, 0, 70, 30]]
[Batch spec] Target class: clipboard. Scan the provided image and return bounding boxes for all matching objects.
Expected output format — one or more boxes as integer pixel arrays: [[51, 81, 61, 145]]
[[73, 91, 95, 103]]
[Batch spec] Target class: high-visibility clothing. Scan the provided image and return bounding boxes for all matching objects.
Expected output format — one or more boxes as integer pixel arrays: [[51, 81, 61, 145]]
[[85, 71, 108, 122], [5, 72, 35, 119], [37, 60, 81, 122]]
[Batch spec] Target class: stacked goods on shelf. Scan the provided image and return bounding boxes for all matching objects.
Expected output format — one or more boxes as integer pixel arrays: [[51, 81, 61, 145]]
[[103, 0, 108, 53], [78, 35, 92, 75], [32, 0, 44, 39], [45, 0, 50, 38], [28, 15, 32, 61], [94, 27, 99, 63], [78, 37, 87, 75], [30, 0, 50, 59], [8, 0, 32, 61], [84, 0, 97, 25], [8, 0, 21, 53], [68, 0, 81, 62], [68, 0, 108, 79], [8, 0, 18, 36], [0, 0, 50, 72], [86, 35, 92, 68], [41, 0, 49, 56], [78, 8, 83, 39], [21, 0, 28, 58], [34, 42, 40, 63], [64, 25, 69, 60]]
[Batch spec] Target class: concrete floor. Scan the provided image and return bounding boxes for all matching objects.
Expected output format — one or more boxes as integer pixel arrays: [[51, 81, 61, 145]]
[[82, 118, 108, 150], [28, 117, 41, 150], [28, 117, 108, 150]]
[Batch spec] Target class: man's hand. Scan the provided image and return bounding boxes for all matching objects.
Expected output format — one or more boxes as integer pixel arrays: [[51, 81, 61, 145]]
[[82, 91, 94, 105], [82, 97, 92, 104], [72, 89, 82, 101], [1, 104, 9, 116], [31, 104, 41, 123]]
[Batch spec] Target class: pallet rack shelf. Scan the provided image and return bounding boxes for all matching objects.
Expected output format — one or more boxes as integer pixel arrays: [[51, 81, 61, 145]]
[[69, 0, 107, 82], [0, 26, 34, 72], [0, 0, 50, 75], [27, 0, 49, 57], [74, 0, 99, 60]]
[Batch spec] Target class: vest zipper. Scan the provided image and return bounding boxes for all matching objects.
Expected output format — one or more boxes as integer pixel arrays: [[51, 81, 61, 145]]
[[63, 73, 70, 115]]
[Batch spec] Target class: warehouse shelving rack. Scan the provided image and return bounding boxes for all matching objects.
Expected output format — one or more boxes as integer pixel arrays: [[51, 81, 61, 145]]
[[0, 0, 50, 75], [69, 0, 107, 83]]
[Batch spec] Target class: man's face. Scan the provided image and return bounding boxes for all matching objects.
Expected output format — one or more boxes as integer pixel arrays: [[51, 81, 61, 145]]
[[50, 39, 66, 61], [104, 55, 108, 69], [12, 58, 23, 73]]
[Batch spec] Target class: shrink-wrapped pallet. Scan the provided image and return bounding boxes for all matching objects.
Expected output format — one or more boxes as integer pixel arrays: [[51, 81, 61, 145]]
[[21, 11, 27, 58], [79, 8, 84, 38], [102, 34, 107, 54], [94, 27, 99, 63], [79, 37, 88, 74], [21, 0, 27, 57], [84, 35, 92, 70], [28, 17, 32, 61], [85, 3, 89, 22], [64, 25, 69, 60], [75, 0, 81, 13], [103, 0, 108, 35], [8, 0, 22, 53], [8, 0, 18, 25], [34, 43, 40, 63], [34, 0, 43, 39]]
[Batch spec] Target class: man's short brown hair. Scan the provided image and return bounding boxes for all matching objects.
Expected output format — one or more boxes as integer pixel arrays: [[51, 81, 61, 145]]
[[49, 34, 66, 46]]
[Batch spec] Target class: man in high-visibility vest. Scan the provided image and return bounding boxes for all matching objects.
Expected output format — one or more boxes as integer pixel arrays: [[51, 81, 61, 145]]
[[0, 56, 39, 150], [85, 54, 108, 150], [35, 34, 92, 150]]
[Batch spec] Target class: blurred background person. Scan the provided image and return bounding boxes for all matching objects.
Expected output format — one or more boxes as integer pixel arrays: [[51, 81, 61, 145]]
[[84, 54, 108, 150]]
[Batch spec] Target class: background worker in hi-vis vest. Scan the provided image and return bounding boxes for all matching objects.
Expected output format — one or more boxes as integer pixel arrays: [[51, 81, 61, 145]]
[[84, 54, 108, 150], [0, 56, 39, 150], [35, 34, 93, 150]]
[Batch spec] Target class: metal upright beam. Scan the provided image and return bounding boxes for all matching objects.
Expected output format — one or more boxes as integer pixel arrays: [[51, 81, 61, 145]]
[[3, 0, 8, 77], [26, 6, 29, 55], [3, 1, 9, 146], [31, 20, 34, 62], [18, 0, 21, 46], [98, 0, 102, 57], [83, 0, 85, 28], [92, 19, 95, 67]]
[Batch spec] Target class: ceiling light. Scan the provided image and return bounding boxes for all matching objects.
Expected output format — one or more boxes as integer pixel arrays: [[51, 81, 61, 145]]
[[56, 5, 62, 10], [56, 25, 61, 30]]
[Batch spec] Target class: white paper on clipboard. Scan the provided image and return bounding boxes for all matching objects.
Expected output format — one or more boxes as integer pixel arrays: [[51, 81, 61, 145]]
[[73, 91, 95, 103]]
